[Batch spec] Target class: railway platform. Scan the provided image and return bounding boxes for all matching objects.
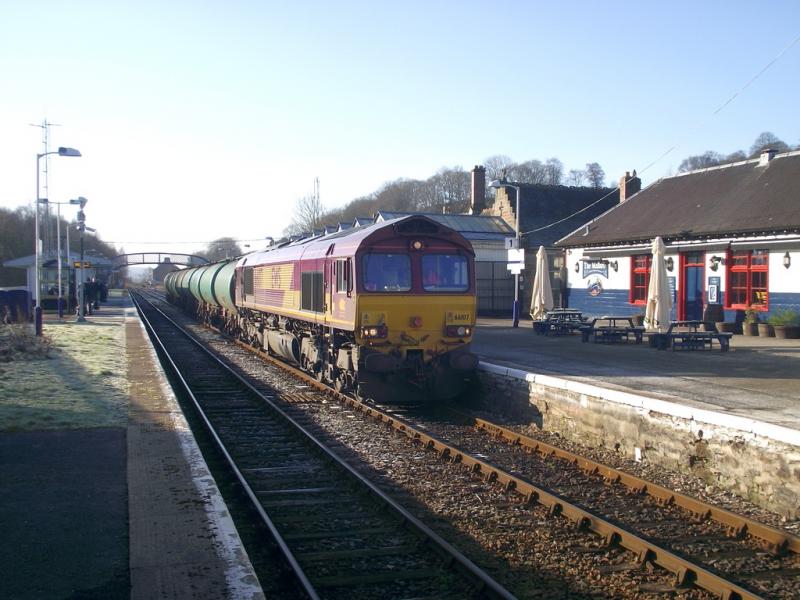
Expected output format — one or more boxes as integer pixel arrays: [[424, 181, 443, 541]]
[[472, 317, 800, 517], [0, 291, 263, 599], [473, 316, 800, 432]]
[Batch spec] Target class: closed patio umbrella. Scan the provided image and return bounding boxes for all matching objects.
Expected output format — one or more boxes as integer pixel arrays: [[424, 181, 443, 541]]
[[530, 245, 554, 320], [644, 236, 672, 332]]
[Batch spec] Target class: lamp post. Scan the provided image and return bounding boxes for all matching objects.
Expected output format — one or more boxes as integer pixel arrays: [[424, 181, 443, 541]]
[[35, 146, 81, 335], [489, 178, 523, 327]]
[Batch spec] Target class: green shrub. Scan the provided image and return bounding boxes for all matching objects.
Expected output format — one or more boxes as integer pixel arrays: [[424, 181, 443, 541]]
[[767, 309, 800, 326]]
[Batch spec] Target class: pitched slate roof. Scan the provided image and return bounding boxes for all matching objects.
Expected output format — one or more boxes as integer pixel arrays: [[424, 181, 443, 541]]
[[375, 211, 514, 241], [558, 151, 800, 247], [514, 185, 620, 246]]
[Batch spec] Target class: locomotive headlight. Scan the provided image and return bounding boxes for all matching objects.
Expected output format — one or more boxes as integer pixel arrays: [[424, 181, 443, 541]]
[[445, 325, 472, 337], [411, 240, 425, 251], [361, 325, 388, 339]]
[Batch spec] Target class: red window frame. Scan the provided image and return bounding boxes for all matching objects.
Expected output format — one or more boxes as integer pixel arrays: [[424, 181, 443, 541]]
[[629, 254, 651, 305], [725, 249, 768, 310]]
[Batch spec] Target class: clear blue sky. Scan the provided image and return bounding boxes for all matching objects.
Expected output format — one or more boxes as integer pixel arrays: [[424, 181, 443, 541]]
[[2, 1, 798, 254]]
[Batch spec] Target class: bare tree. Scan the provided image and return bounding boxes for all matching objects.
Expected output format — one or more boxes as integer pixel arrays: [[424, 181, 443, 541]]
[[202, 237, 243, 262], [585, 162, 605, 187], [543, 158, 563, 185], [749, 131, 789, 157], [286, 192, 325, 235], [678, 151, 724, 173], [725, 150, 747, 162], [509, 160, 546, 184], [566, 169, 586, 186], [483, 154, 514, 182]]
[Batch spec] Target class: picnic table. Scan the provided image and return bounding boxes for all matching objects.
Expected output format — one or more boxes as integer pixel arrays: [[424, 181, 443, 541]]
[[580, 316, 645, 344], [533, 309, 587, 336], [654, 320, 732, 351]]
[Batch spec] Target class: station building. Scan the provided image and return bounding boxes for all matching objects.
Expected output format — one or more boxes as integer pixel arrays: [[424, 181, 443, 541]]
[[3, 252, 114, 310], [556, 150, 800, 322], [470, 166, 620, 311]]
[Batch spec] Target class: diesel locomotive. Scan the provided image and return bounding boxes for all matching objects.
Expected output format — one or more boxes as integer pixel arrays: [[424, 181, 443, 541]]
[[164, 215, 478, 402]]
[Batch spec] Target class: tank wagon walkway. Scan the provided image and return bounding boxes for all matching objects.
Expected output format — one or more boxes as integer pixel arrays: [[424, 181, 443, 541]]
[[474, 317, 800, 434]]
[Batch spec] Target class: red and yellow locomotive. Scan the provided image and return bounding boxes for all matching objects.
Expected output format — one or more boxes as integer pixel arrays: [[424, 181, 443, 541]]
[[165, 215, 477, 402]]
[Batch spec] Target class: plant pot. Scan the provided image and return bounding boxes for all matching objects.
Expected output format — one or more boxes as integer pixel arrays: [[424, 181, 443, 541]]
[[742, 323, 758, 336], [715, 322, 736, 334], [785, 325, 800, 339], [773, 325, 788, 339], [758, 323, 774, 337]]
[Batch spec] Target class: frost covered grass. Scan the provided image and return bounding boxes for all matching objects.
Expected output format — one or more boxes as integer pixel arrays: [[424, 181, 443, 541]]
[[0, 320, 128, 431]]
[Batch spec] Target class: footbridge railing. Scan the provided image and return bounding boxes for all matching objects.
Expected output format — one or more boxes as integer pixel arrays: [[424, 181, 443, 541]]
[[112, 253, 210, 269]]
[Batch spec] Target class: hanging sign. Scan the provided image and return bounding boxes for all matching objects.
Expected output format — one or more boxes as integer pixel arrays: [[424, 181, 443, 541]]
[[582, 260, 609, 279]]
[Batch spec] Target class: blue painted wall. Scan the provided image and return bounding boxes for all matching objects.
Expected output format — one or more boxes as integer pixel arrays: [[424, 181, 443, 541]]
[[566, 287, 679, 320], [722, 292, 800, 323], [568, 288, 800, 322]]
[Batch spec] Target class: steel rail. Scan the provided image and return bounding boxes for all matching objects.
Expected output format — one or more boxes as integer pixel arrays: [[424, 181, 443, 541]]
[[221, 331, 768, 600], [130, 292, 320, 600], [146, 288, 773, 599], [132, 290, 516, 600], [467, 415, 800, 556]]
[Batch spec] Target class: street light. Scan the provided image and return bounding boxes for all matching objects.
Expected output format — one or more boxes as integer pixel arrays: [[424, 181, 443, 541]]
[[489, 178, 523, 327], [35, 146, 81, 335], [38, 197, 83, 318]]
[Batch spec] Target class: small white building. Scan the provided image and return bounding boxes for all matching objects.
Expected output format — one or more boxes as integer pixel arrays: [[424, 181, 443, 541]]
[[3, 252, 113, 310], [557, 150, 800, 323]]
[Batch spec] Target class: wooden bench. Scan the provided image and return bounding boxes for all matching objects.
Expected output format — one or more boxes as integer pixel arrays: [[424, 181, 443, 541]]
[[663, 321, 733, 352], [580, 317, 645, 344], [534, 309, 587, 336]]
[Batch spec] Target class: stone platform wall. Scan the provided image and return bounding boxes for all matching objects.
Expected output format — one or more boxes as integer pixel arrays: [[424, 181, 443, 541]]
[[478, 363, 800, 518]]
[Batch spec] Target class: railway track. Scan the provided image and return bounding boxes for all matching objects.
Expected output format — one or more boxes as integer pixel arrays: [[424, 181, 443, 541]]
[[138, 289, 800, 599], [130, 290, 514, 600]]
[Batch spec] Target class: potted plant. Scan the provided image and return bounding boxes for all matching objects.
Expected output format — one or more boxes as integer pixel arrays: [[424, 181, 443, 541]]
[[767, 309, 800, 339], [742, 306, 759, 336]]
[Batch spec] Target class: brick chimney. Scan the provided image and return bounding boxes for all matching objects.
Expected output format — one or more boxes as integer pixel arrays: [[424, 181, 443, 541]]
[[470, 165, 486, 215], [619, 170, 641, 202]]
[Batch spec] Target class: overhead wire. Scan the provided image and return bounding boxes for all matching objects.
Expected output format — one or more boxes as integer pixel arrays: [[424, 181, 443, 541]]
[[517, 33, 800, 238]]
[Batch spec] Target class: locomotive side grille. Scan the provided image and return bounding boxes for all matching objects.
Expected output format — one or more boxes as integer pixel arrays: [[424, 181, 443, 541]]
[[243, 267, 254, 295], [301, 271, 323, 312]]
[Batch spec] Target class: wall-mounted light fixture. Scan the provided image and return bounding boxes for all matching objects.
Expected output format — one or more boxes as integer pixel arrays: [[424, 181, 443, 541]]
[[574, 262, 580, 273], [665, 257, 674, 271], [609, 260, 618, 272], [709, 255, 724, 271], [784, 251, 791, 269]]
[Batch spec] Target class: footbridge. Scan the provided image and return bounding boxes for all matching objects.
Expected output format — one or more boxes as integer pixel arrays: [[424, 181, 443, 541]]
[[112, 252, 209, 269]]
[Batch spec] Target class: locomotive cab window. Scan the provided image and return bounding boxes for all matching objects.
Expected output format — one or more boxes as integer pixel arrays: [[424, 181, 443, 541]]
[[422, 254, 469, 292], [363, 253, 411, 292]]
